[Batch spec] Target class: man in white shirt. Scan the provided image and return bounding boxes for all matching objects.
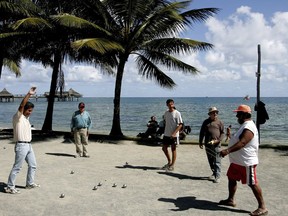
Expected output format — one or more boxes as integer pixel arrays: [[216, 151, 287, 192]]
[[5, 87, 40, 194], [219, 105, 268, 216], [161, 99, 183, 171]]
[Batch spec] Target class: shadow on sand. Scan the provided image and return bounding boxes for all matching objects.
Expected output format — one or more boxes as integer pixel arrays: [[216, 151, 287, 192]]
[[157, 171, 208, 181], [158, 196, 250, 213], [115, 164, 209, 181], [45, 152, 76, 158], [115, 164, 160, 170]]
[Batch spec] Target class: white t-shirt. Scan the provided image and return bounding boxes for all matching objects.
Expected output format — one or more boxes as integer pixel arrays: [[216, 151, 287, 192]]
[[13, 111, 32, 142], [163, 109, 183, 137], [228, 120, 259, 166]]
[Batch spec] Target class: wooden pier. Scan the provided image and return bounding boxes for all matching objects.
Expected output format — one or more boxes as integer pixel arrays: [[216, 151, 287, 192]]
[[0, 88, 82, 102]]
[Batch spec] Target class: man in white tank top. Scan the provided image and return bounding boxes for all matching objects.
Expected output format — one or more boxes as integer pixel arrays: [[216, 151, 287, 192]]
[[219, 105, 268, 216]]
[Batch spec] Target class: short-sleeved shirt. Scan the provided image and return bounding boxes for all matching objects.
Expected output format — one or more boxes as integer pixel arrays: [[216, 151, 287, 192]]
[[199, 118, 225, 144], [228, 120, 259, 166], [13, 111, 32, 142], [163, 109, 183, 137], [71, 110, 92, 130]]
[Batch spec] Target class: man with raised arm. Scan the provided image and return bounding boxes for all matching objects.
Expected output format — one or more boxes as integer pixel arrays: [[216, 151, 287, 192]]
[[5, 87, 40, 194]]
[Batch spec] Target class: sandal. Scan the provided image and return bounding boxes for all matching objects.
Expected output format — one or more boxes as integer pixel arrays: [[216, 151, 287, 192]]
[[161, 163, 170, 170], [219, 199, 236, 207], [249, 208, 268, 216]]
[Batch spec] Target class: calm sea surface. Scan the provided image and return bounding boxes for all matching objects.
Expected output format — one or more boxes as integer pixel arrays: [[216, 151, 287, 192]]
[[0, 97, 287, 146]]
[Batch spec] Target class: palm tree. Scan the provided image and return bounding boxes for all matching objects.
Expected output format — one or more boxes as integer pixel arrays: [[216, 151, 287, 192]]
[[1, 0, 119, 132], [70, 0, 219, 137], [0, 0, 39, 78], [8, 0, 81, 132]]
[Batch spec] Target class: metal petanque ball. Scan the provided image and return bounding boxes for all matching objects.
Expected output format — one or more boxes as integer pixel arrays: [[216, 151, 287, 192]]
[[122, 184, 127, 188], [112, 183, 117, 187], [60, 193, 65, 198], [3, 147, 6, 149], [70, 170, 75, 174], [98, 182, 102, 186], [93, 186, 98, 190]]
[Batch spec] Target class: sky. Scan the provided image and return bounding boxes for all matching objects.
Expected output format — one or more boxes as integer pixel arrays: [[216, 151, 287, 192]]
[[1, 0, 287, 97]]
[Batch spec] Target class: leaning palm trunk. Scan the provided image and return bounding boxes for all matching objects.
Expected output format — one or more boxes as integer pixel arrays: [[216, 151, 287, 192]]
[[42, 51, 62, 132], [109, 58, 126, 137]]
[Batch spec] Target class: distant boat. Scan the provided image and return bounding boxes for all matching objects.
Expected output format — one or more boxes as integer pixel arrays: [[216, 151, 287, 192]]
[[243, 95, 250, 100]]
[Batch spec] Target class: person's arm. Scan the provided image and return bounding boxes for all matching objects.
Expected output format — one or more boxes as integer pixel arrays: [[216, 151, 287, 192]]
[[219, 122, 225, 142], [18, 87, 36, 114], [70, 114, 74, 133], [213, 121, 225, 145], [171, 123, 183, 137], [220, 129, 254, 157], [87, 112, 92, 136], [199, 121, 205, 149]]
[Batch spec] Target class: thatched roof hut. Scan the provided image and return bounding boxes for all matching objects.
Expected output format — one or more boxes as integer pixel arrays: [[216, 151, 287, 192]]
[[68, 88, 82, 98], [0, 88, 14, 102], [44, 88, 82, 101]]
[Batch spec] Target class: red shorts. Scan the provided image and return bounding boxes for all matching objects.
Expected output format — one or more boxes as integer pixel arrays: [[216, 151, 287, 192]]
[[227, 163, 258, 185]]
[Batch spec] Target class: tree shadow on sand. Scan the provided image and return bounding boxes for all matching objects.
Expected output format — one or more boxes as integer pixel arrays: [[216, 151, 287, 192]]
[[45, 153, 76, 158], [158, 171, 208, 181], [115, 164, 160, 170], [158, 196, 250, 213]]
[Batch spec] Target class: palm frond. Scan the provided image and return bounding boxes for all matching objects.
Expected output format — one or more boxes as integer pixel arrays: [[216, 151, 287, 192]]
[[180, 8, 220, 25], [3, 59, 21, 77], [72, 38, 124, 54], [51, 13, 111, 36], [136, 54, 176, 88], [137, 51, 199, 75], [11, 17, 52, 31], [131, 1, 186, 41], [0, 31, 29, 39], [0, 0, 34, 17], [144, 38, 213, 54]]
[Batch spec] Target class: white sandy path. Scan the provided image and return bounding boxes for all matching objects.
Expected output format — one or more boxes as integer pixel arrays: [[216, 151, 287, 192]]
[[0, 138, 287, 216]]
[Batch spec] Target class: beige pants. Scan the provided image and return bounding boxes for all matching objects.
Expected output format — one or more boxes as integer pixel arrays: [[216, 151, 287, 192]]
[[74, 128, 88, 156]]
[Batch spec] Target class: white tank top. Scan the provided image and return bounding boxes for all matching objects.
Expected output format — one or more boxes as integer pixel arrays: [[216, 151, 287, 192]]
[[228, 120, 259, 166]]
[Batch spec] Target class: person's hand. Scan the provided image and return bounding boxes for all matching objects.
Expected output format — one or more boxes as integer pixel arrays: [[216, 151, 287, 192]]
[[220, 149, 229, 158], [29, 87, 36, 95], [199, 143, 203, 149]]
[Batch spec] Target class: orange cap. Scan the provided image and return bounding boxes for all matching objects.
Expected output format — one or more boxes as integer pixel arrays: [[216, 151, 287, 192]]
[[233, 104, 251, 113]]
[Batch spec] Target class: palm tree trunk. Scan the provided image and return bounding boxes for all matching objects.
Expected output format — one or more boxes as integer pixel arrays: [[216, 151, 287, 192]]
[[0, 55, 3, 78], [41, 51, 62, 132], [109, 58, 127, 137]]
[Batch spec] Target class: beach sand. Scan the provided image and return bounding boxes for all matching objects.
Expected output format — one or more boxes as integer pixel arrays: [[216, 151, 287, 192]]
[[0, 137, 287, 216]]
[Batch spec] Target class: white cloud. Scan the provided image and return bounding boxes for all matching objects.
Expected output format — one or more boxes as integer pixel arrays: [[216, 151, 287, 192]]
[[65, 65, 103, 82], [201, 6, 288, 87], [1, 5, 287, 97]]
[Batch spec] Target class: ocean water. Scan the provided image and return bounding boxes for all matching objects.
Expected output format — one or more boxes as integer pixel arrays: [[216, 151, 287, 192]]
[[0, 97, 287, 146]]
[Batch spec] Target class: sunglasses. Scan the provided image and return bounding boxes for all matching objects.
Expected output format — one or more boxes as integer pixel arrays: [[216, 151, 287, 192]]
[[236, 112, 244, 117], [79, 106, 85, 109], [209, 111, 218, 115]]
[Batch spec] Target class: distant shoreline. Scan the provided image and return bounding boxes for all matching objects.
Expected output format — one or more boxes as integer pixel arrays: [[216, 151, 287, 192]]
[[1, 128, 287, 150]]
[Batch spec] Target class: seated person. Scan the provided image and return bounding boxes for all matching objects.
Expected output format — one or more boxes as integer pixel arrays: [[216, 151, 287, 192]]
[[156, 115, 165, 137], [225, 125, 232, 142], [137, 116, 158, 138], [179, 124, 192, 140]]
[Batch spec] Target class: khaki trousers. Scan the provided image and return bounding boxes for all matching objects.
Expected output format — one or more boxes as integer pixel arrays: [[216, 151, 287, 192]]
[[74, 128, 89, 156]]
